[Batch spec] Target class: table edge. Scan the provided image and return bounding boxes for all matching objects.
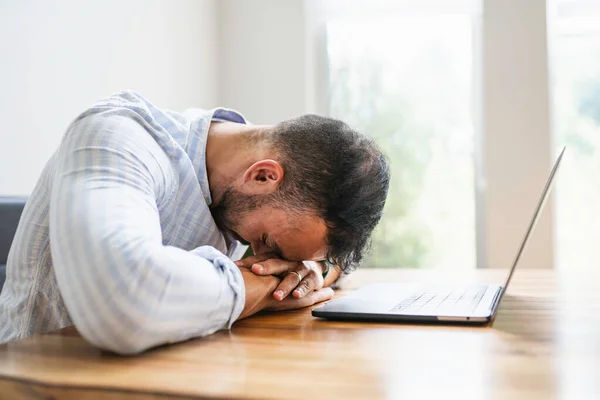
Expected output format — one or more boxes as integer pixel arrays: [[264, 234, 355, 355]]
[[0, 374, 227, 400]]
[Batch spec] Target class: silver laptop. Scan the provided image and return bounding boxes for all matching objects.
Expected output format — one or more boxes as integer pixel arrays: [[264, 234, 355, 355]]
[[312, 147, 565, 325]]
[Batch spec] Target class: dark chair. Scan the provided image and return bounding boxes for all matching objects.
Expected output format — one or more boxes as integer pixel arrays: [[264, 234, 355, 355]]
[[0, 197, 27, 293]]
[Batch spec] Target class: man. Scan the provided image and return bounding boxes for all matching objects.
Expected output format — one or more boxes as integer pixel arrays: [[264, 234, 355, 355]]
[[0, 91, 390, 354]]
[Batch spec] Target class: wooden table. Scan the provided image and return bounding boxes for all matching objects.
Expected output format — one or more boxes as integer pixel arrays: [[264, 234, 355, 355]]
[[1, 268, 599, 400]]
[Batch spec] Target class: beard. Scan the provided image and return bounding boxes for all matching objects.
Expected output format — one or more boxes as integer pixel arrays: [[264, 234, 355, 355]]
[[210, 186, 263, 242]]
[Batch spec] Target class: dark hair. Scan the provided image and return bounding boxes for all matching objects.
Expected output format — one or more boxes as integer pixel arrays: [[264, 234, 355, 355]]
[[267, 114, 390, 272]]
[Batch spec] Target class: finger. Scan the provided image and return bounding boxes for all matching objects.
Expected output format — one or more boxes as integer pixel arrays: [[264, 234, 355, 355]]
[[234, 252, 278, 268], [269, 288, 334, 311], [292, 269, 323, 299], [273, 263, 311, 301], [252, 258, 299, 276]]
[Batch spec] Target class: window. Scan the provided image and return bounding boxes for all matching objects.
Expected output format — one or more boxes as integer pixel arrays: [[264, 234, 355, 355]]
[[325, 8, 479, 269], [549, 0, 600, 271], [312, 0, 564, 271]]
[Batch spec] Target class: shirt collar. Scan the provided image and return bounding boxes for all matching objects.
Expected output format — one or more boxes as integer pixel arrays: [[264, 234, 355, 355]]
[[186, 108, 248, 206]]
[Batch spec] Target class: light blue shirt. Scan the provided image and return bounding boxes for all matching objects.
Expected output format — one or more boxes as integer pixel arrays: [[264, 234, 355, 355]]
[[0, 91, 249, 353]]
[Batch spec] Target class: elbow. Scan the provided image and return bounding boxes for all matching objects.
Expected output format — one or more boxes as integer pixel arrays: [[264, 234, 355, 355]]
[[52, 252, 164, 354], [68, 290, 160, 355], [76, 318, 157, 355], [97, 339, 152, 356]]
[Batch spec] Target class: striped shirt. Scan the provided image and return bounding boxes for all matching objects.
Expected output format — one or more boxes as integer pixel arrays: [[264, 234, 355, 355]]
[[0, 91, 249, 354]]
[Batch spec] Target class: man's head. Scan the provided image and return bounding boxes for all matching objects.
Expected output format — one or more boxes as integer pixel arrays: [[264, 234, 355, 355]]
[[210, 115, 390, 272]]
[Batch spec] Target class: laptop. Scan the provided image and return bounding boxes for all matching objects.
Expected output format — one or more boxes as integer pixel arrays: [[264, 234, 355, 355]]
[[312, 147, 565, 325]]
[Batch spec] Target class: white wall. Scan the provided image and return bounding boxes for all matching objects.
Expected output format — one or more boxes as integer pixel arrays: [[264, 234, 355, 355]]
[[218, 0, 314, 124], [1, 0, 319, 193], [0, 0, 219, 195]]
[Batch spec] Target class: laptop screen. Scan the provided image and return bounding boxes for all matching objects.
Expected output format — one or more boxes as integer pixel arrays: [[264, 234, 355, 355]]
[[497, 147, 565, 300]]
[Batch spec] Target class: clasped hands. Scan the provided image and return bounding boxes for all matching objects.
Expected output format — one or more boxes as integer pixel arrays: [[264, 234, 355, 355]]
[[235, 253, 334, 320]]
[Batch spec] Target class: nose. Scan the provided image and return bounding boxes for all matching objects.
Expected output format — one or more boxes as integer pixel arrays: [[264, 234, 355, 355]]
[[251, 241, 272, 255]]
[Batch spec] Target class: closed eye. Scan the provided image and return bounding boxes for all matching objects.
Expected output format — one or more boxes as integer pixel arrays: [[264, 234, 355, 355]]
[[264, 234, 285, 260]]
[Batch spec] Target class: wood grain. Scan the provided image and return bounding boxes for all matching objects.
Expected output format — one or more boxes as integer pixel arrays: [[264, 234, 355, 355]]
[[0, 268, 599, 400]]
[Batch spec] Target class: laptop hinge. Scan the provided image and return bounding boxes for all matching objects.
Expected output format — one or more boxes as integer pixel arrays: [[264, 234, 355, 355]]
[[489, 286, 504, 322]]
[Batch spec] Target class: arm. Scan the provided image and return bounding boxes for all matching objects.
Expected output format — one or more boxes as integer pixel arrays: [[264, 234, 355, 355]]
[[49, 115, 245, 355]]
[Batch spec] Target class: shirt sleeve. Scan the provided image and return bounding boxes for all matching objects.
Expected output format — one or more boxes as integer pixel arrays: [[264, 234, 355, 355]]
[[49, 114, 245, 355]]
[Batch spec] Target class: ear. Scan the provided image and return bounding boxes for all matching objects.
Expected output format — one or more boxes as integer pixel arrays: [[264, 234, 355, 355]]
[[241, 159, 284, 195]]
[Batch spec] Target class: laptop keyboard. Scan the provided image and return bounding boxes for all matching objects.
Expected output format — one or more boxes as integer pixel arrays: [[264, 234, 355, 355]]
[[391, 286, 488, 314]]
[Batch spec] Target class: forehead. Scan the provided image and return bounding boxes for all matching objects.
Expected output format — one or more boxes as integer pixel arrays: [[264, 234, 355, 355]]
[[265, 211, 328, 261]]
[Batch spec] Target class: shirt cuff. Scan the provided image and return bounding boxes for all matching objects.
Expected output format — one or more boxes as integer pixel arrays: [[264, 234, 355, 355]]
[[190, 246, 246, 329]]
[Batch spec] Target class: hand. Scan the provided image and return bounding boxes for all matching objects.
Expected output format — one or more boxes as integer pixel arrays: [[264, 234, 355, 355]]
[[237, 267, 333, 320], [235, 254, 325, 301]]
